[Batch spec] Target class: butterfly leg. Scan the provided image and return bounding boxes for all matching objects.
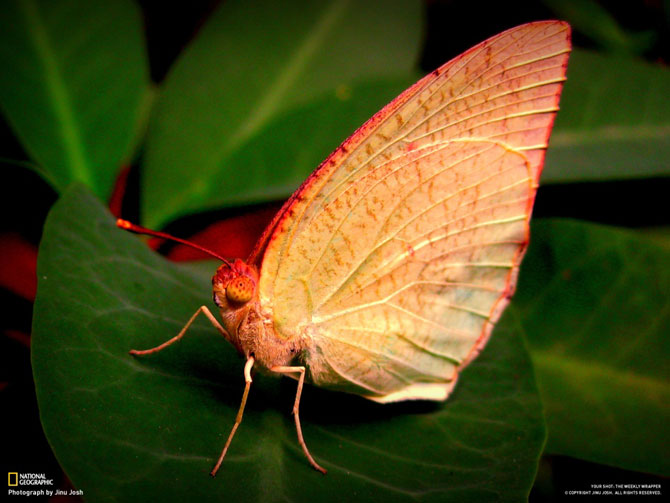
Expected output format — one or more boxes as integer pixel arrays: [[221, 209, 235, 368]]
[[270, 365, 327, 474], [129, 306, 227, 356], [210, 356, 255, 477]]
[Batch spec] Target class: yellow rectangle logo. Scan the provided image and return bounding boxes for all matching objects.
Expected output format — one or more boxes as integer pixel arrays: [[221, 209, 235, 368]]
[[8, 472, 18, 486]]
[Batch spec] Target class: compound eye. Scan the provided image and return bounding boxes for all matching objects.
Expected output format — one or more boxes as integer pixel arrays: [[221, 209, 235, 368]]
[[225, 276, 254, 304]]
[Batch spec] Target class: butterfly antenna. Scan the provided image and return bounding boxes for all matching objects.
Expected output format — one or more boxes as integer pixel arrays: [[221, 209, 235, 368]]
[[117, 219, 233, 267]]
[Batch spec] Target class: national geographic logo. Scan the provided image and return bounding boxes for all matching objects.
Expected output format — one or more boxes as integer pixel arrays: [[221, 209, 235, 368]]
[[7, 472, 84, 498], [8, 472, 54, 497], [7, 472, 54, 486]]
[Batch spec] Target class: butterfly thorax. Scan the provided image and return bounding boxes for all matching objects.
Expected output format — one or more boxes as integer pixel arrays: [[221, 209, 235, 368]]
[[212, 259, 303, 371]]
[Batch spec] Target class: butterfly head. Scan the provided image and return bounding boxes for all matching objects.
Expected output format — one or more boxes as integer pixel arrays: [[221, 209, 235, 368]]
[[212, 259, 258, 309]]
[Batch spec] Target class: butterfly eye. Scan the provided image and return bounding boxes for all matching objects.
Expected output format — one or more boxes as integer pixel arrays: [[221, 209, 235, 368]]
[[225, 276, 254, 304]]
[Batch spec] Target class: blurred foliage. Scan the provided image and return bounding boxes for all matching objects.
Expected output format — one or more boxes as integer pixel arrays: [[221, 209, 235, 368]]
[[0, 0, 149, 197], [545, 50, 670, 183], [0, 0, 667, 501], [543, 0, 656, 55], [142, 0, 422, 228], [516, 220, 670, 476]]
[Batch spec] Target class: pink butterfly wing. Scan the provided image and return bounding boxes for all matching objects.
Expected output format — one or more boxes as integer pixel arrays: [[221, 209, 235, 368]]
[[254, 21, 571, 402]]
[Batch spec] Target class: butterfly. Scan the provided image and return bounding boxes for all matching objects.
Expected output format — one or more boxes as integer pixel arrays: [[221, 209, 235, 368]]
[[119, 20, 571, 476]]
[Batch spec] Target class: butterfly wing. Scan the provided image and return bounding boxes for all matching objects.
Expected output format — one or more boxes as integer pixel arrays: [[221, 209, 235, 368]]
[[255, 21, 571, 402]]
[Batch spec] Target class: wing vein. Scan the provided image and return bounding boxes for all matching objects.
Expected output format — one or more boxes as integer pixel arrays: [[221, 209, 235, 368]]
[[315, 179, 531, 311], [316, 332, 447, 379], [305, 141, 505, 279]]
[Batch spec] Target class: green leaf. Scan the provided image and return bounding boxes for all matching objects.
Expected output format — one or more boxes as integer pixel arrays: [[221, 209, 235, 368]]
[[33, 185, 545, 502], [159, 78, 417, 212], [543, 0, 655, 54], [544, 49, 670, 184], [142, 0, 422, 228], [639, 226, 670, 250], [515, 219, 670, 476], [0, 0, 149, 199]]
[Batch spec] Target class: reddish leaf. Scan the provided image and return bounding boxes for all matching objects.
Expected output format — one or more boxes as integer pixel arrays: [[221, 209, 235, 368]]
[[4, 329, 31, 348], [108, 165, 132, 218], [0, 233, 37, 301], [166, 205, 280, 261]]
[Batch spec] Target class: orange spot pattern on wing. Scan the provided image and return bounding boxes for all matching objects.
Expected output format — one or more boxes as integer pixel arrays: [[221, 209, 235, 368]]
[[257, 22, 571, 400]]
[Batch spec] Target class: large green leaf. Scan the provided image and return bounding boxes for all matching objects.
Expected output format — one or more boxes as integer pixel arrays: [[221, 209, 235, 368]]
[[33, 186, 545, 502], [0, 0, 149, 199], [544, 49, 670, 184], [515, 219, 670, 476], [141, 0, 422, 228], [165, 78, 417, 209]]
